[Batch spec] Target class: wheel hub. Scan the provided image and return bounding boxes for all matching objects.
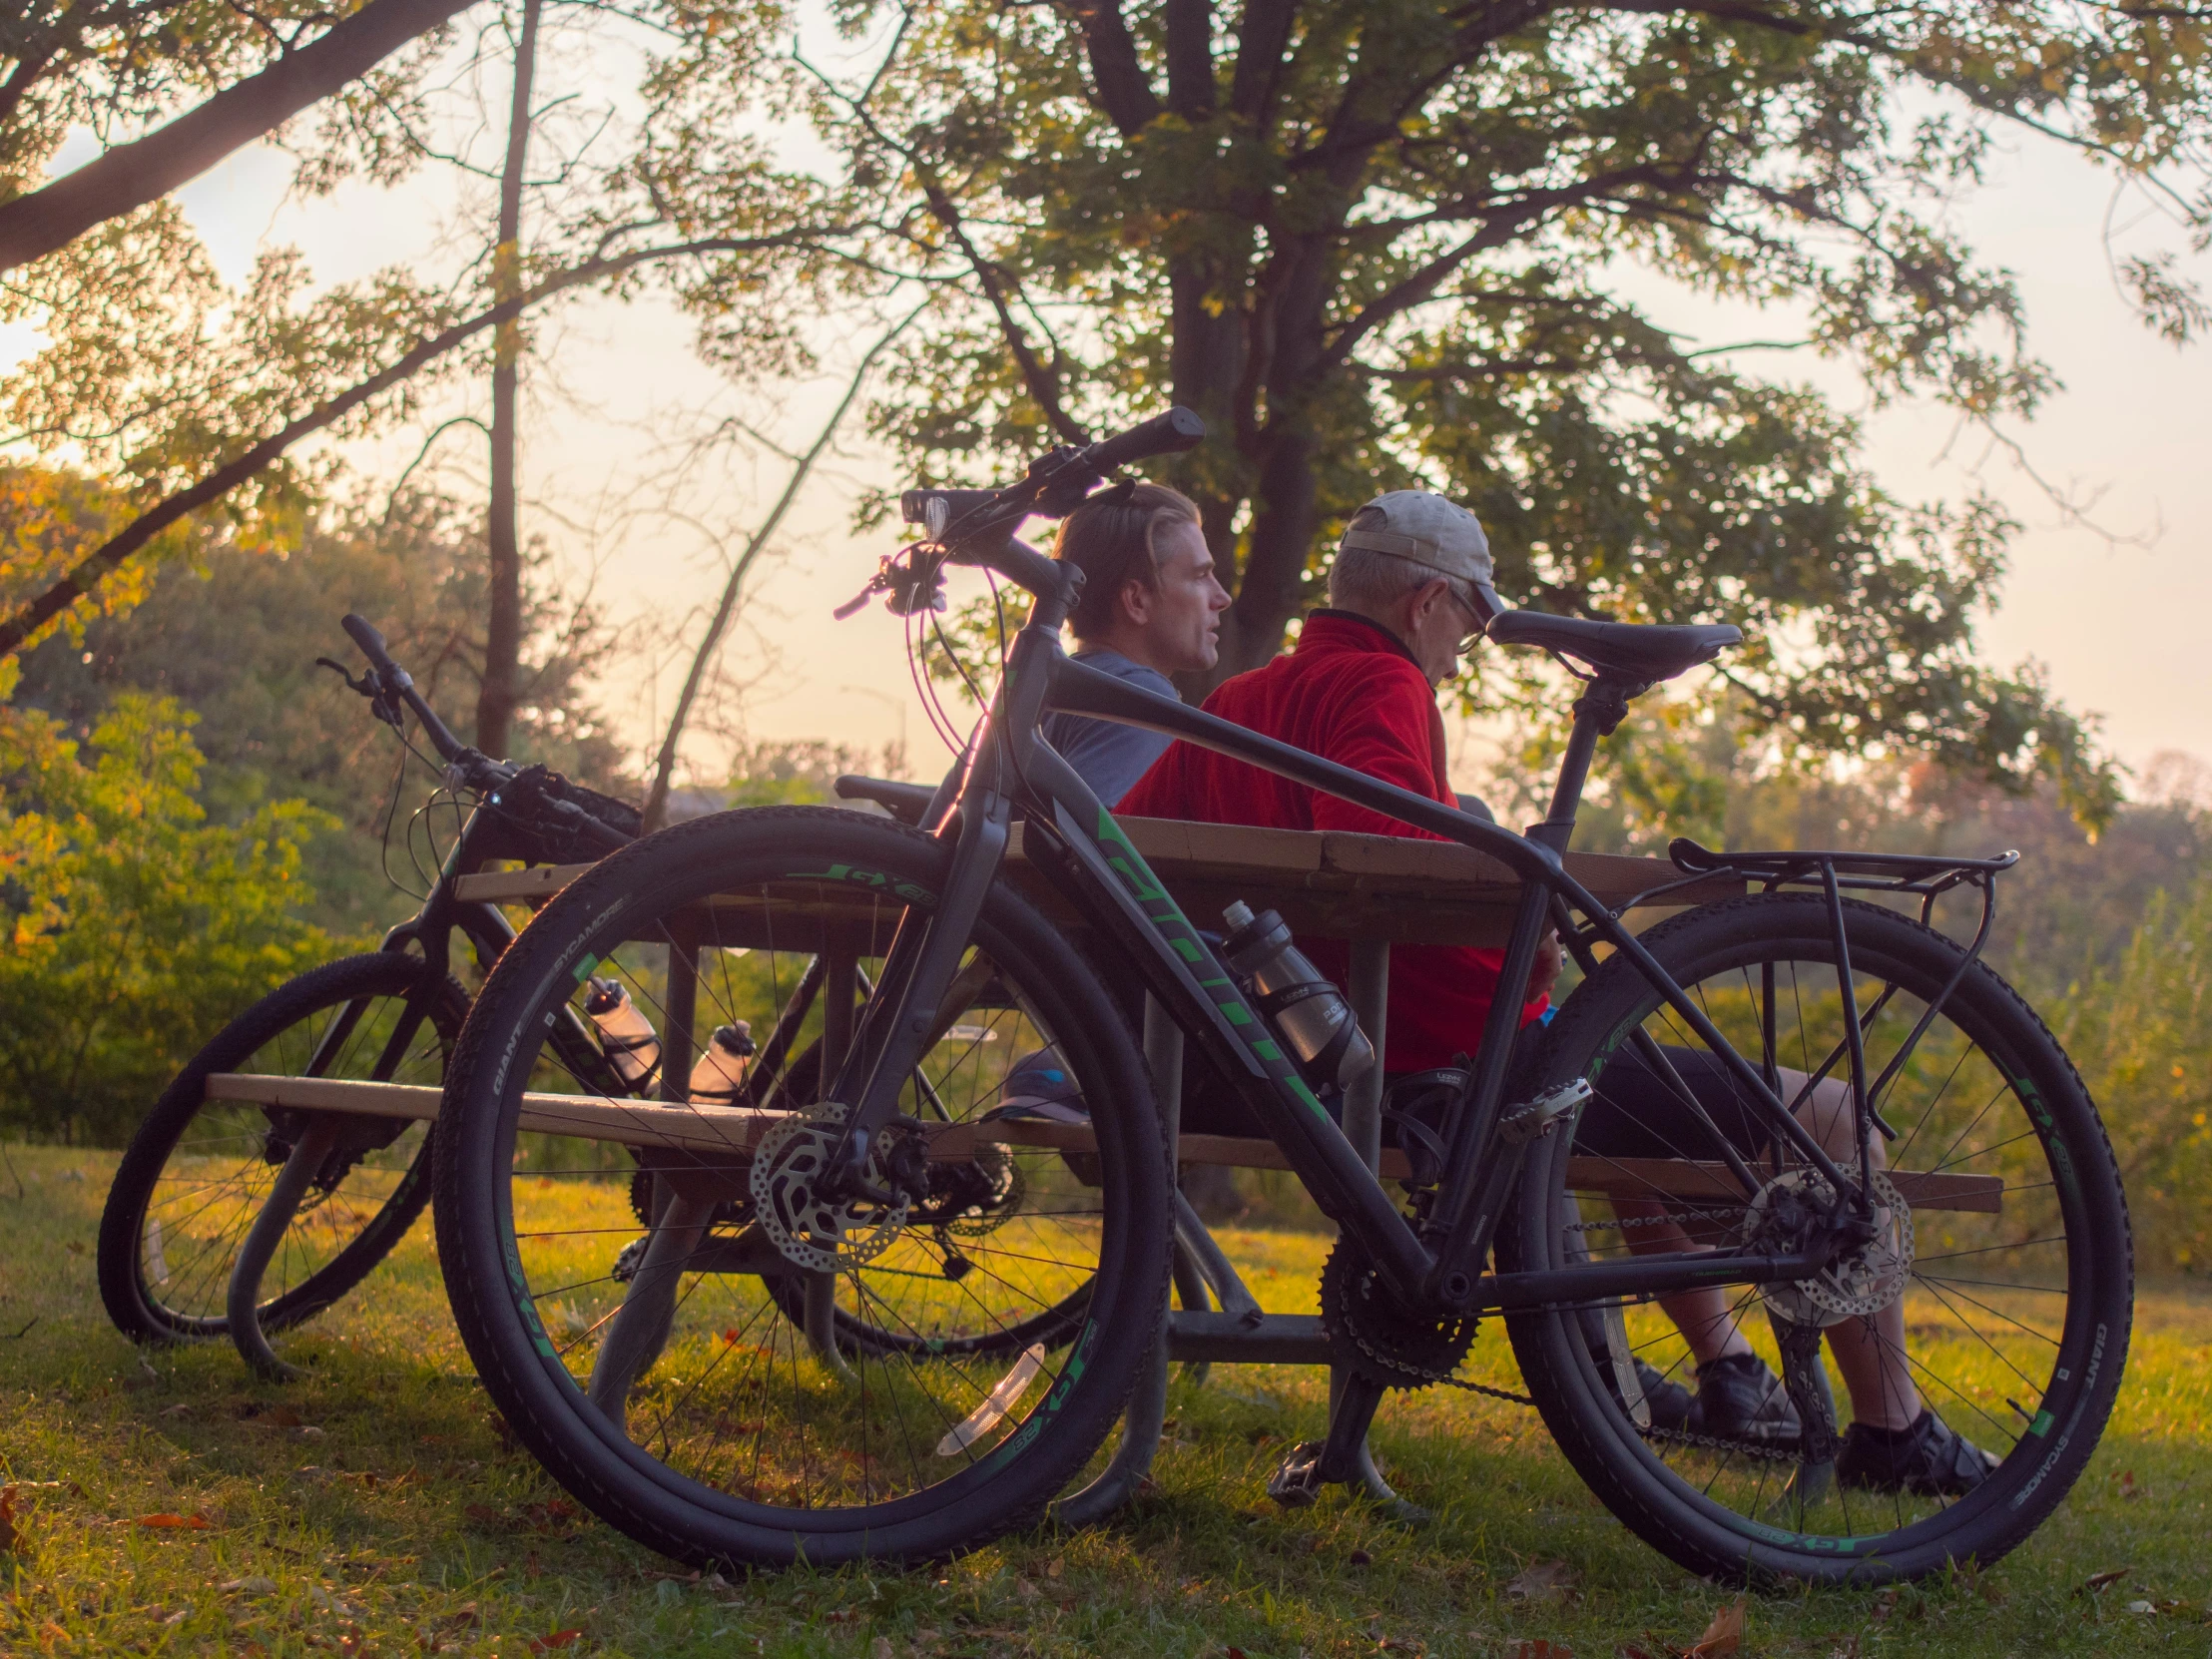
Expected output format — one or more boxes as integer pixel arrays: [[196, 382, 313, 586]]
[[1320, 1238, 1478, 1390], [1742, 1168, 1914, 1327], [750, 1102, 910, 1271]]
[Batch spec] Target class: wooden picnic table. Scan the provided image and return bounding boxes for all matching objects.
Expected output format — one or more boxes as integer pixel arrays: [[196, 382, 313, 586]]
[[206, 809, 1998, 1515]]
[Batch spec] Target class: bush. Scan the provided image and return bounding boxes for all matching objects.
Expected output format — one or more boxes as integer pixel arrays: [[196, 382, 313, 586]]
[[0, 695, 337, 1143], [2057, 869, 2212, 1273]]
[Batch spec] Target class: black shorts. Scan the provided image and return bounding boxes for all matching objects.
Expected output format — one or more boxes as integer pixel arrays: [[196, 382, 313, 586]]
[[1174, 1041, 1777, 1164], [1573, 1042, 1778, 1163]]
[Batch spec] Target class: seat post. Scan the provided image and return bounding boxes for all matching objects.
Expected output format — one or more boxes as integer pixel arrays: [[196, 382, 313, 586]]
[[1531, 676, 1641, 853]]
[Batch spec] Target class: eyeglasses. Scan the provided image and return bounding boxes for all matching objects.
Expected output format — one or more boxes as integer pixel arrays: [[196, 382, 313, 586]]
[[1441, 577, 1488, 651]]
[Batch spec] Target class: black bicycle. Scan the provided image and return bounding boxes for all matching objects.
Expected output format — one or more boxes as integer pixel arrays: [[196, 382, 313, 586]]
[[429, 410, 2130, 1582], [96, 616, 639, 1376]]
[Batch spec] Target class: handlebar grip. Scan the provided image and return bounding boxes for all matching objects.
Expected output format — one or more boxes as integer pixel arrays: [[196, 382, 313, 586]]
[[1085, 406, 1206, 474], [342, 614, 406, 682]]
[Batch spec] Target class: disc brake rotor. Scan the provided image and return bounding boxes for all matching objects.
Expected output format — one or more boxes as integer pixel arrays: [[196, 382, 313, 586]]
[[1743, 1168, 1914, 1327], [750, 1101, 910, 1272]]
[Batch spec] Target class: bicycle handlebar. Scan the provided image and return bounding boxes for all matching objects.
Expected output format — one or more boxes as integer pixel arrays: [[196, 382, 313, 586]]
[[1084, 405, 1207, 473], [341, 613, 473, 767]]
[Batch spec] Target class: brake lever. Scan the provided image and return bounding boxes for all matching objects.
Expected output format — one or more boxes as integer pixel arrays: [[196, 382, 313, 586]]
[[833, 544, 950, 621], [316, 657, 404, 731]]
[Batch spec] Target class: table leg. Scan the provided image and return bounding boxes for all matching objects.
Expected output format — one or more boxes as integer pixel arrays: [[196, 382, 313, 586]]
[[227, 1119, 340, 1381], [1049, 993, 1183, 1526], [1335, 937, 1421, 1515], [804, 934, 860, 1382]]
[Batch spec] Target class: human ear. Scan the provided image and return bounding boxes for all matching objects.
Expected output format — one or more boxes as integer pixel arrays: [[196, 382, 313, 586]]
[[1118, 578, 1153, 628]]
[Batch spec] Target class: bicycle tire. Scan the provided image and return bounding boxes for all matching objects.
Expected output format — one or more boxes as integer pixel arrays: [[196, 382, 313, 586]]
[[1499, 892, 2131, 1584], [433, 806, 1173, 1568], [98, 952, 468, 1345]]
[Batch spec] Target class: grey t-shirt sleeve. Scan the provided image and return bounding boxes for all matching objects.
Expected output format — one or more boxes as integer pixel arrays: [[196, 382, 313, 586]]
[[1039, 649, 1180, 808]]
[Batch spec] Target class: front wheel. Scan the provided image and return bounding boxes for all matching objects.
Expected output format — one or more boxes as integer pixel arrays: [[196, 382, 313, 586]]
[[1499, 892, 2131, 1585], [433, 806, 1173, 1568], [98, 952, 467, 1346]]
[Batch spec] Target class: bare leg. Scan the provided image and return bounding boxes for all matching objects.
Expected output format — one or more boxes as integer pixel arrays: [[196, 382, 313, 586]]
[[1617, 1068, 1924, 1426], [1615, 1198, 1751, 1366], [1795, 1076, 1922, 1429]]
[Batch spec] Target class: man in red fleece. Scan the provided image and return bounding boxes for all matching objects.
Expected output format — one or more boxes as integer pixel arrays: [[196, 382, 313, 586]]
[[1118, 489, 1552, 1069]]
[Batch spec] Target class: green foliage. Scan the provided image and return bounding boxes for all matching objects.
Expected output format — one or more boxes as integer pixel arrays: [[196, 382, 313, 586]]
[[8, 489, 635, 939], [0, 696, 335, 1143], [2061, 870, 2212, 1274], [751, 0, 2212, 821]]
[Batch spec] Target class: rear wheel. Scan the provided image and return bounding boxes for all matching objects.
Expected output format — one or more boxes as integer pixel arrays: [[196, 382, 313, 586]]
[[433, 806, 1172, 1568], [1500, 892, 2131, 1584], [98, 952, 465, 1345]]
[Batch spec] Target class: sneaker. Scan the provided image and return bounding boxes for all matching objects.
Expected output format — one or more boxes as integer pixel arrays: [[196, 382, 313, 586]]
[[1588, 1347, 1693, 1430], [1690, 1352, 1802, 1444], [1838, 1409, 2000, 1495], [1633, 1360, 1694, 1431]]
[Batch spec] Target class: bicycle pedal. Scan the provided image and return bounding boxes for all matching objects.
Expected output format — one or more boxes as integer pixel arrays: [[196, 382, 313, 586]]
[[1265, 1440, 1331, 1508]]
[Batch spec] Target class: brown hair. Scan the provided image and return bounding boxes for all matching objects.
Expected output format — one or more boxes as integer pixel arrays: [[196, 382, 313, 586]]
[[1053, 481, 1201, 643]]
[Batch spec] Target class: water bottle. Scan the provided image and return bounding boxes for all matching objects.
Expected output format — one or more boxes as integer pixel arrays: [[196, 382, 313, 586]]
[[688, 1021, 758, 1105], [584, 977, 662, 1089], [1220, 901, 1377, 1088]]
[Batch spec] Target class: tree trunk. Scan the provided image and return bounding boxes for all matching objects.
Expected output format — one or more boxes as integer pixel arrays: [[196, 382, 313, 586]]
[[1192, 233, 1336, 689], [474, 0, 542, 761], [0, 0, 474, 275]]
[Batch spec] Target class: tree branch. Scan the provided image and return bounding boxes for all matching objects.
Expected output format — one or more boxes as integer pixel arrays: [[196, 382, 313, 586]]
[[1061, 0, 1161, 137], [0, 0, 476, 275], [0, 228, 845, 658], [643, 299, 925, 830]]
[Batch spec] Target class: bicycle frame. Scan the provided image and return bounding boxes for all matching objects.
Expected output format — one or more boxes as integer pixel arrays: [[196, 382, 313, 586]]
[[825, 598, 1878, 1319]]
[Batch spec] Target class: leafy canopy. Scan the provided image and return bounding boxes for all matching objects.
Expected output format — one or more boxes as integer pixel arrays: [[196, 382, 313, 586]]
[[758, 0, 2212, 822]]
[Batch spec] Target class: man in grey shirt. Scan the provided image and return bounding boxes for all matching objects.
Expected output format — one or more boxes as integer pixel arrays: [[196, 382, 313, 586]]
[[1038, 481, 1231, 805]]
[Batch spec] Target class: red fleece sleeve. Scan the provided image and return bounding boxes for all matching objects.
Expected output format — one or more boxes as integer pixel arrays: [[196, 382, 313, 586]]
[[1305, 664, 1449, 839]]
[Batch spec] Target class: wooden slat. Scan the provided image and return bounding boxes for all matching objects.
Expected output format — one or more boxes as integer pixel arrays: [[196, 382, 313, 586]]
[[206, 1075, 2001, 1212]]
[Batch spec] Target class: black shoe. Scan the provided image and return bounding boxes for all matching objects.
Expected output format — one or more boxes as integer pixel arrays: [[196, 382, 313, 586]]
[[1633, 1360, 1694, 1431], [1691, 1352, 1802, 1443], [1837, 1409, 1999, 1495]]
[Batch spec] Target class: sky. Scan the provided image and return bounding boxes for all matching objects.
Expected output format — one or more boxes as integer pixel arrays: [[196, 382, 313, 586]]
[[47, 52, 2212, 799]]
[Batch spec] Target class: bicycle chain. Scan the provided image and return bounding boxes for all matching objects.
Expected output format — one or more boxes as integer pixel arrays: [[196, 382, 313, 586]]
[[1338, 1305, 1813, 1465]]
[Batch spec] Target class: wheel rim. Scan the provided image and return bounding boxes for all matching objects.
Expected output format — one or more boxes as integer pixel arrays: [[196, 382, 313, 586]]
[[1544, 917, 2114, 1557], [483, 858, 1124, 1525], [139, 972, 444, 1334]]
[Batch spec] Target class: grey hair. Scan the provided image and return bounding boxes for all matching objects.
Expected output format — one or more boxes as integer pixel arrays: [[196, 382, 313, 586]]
[[1327, 508, 1439, 613]]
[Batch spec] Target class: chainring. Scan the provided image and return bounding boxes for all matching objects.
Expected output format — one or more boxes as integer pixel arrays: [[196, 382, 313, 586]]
[[749, 1101, 910, 1272], [1742, 1167, 1914, 1327], [1320, 1237, 1478, 1390]]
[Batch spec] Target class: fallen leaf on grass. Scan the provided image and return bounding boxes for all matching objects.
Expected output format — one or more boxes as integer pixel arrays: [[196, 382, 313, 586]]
[[0, 1485, 23, 1555], [528, 1630, 584, 1653], [2117, 1469, 2141, 1498], [1377, 1638, 1426, 1654], [159, 1403, 192, 1419], [1044, 1556, 1064, 1580], [1682, 1597, 1745, 1658], [2126, 1600, 2156, 1615], [1505, 1560, 1576, 1607], [135, 1511, 212, 1530], [870, 1640, 896, 1659], [2080, 1567, 2131, 1594], [220, 1577, 278, 1597], [1504, 1641, 1572, 1659], [464, 1504, 504, 1524]]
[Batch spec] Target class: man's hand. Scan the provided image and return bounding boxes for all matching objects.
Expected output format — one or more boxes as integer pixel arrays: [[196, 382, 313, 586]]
[[1532, 929, 1564, 1004]]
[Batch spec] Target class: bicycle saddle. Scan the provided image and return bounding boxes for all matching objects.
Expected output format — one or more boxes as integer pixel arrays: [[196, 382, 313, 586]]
[[1485, 611, 1741, 683], [836, 774, 937, 827]]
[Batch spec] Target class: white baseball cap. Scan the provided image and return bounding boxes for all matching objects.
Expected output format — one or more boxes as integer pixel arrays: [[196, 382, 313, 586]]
[[1339, 491, 1502, 623]]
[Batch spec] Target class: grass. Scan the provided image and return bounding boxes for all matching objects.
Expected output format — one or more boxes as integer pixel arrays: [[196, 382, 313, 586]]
[[3, 1139, 2208, 1658]]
